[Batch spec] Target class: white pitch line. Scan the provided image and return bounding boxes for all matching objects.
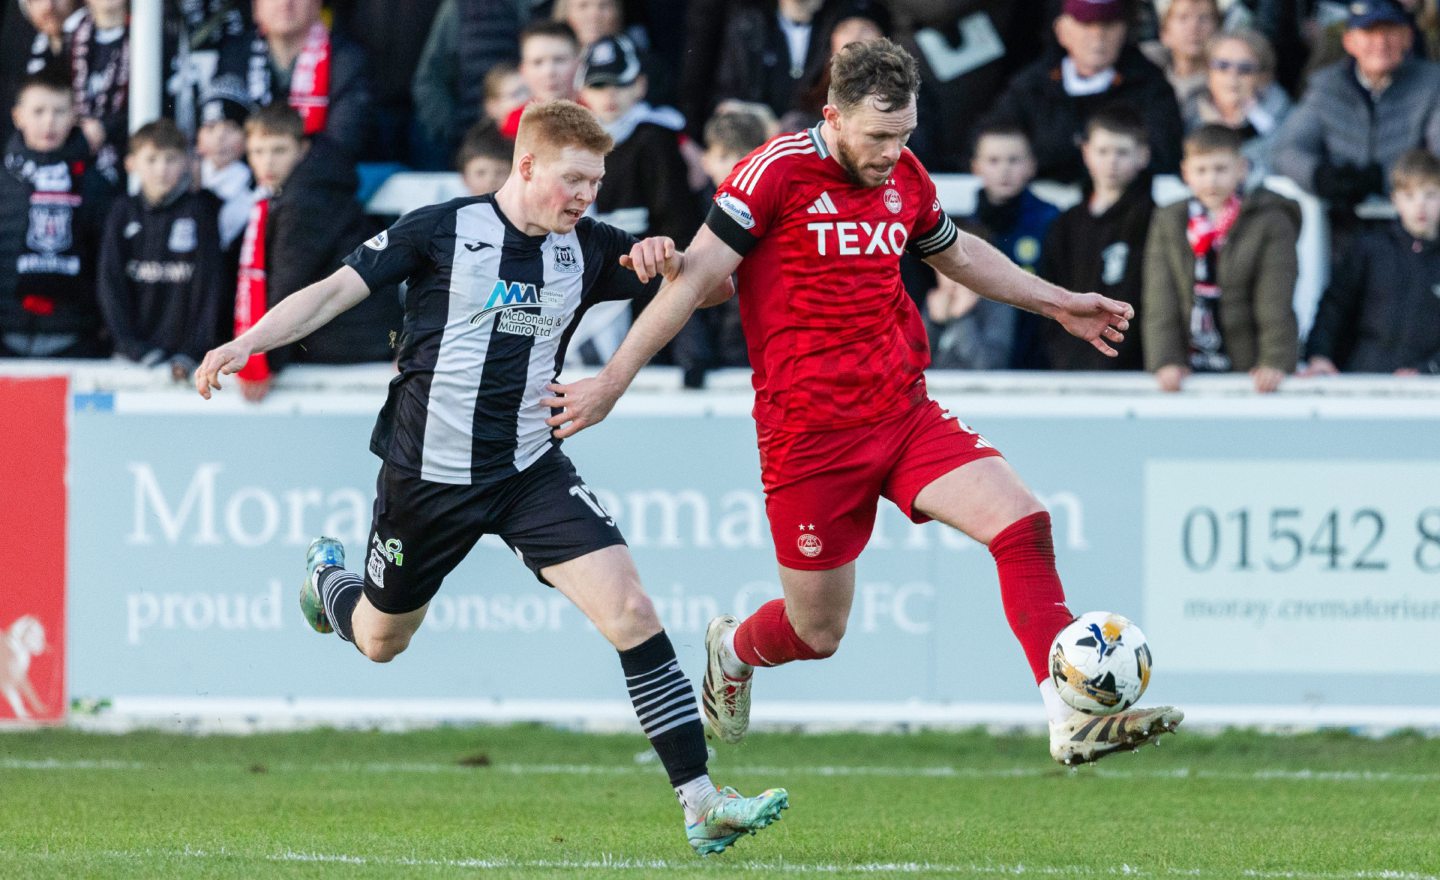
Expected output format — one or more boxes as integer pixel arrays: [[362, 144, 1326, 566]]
[[6, 758, 1440, 784], [14, 846, 1434, 880]]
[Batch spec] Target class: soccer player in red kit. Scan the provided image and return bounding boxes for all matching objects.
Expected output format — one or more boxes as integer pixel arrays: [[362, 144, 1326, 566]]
[[545, 39, 1182, 765]]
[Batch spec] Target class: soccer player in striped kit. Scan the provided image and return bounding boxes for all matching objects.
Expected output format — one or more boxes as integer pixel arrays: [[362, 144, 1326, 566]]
[[195, 100, 787, 855], [545, 40, 1184, 767]]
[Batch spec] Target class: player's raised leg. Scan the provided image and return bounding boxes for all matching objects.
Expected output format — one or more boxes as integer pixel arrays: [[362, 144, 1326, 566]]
[[301, 536, 428, 661], [544, 545, 788, 855], [911, 455, 1183, 765]]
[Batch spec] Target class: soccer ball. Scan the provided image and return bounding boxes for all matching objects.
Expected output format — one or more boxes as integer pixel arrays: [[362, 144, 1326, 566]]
[[1049, 611, 1152, 716]]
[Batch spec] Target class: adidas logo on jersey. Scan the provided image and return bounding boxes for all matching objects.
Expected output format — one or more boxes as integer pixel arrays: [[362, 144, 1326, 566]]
[[805, 191, 838, 215]]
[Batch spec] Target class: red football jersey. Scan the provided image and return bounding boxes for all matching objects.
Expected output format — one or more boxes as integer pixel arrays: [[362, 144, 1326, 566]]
[[707, 123, 959, 432]]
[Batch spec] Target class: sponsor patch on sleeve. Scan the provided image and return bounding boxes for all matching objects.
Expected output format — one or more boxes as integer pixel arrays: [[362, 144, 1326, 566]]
[[364, 230, 389, 251], [715, 193, 755, 230]]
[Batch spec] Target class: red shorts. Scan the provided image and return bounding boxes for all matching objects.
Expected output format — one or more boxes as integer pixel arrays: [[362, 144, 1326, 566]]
[[757, 398, 1004, 570]]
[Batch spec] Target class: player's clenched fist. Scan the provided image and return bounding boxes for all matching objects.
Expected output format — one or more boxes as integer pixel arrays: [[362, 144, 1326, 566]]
[[194, 340, 254, 399], [619, 236, 682, 283]]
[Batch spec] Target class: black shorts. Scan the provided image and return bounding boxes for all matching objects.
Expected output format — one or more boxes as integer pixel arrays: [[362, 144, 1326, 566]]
[[360, 448, 626, 614]]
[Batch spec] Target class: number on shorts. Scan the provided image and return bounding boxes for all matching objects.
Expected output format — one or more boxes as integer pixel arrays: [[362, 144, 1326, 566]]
[[569, 483, 615, 526]]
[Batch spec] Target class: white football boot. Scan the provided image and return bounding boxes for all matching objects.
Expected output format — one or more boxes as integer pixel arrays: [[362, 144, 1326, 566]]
[[1050, 705, 1184, 766], [700, 615, 752, 744]]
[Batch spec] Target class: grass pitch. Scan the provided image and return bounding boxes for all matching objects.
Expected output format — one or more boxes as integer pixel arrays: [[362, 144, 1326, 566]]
[[2, 724, 1438, 879]]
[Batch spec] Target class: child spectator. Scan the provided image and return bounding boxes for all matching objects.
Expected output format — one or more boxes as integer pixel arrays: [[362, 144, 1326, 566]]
[[499, 22, 581, 140], [1025, 107, 1155, 371], [926, 220, 1018, 370], [97, 119, 222, 380], [196, 75, 255, 252], [697, 109, 769, 203], [456, 121, 512, 196], [233, 103, 400, 402], [0, 73, 114, 357], [481, 63, 527, 129], [967, 125, 1059, 275], [570, 33, 695, 367], [66, 0, 129, 184], [1304, 149, 1440, 375], [195, 75, 256, 351], [928, 125, 1058, 370], [577, 35, 692, 244], [670, 108, 768, 386], [1144, 123, 1299, 393]]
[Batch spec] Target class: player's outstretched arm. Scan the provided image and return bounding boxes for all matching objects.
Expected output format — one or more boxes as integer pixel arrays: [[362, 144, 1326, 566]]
[[544, 226, 743, 439], [194, 265, 372, 399], [925, 231, 1133, 358]]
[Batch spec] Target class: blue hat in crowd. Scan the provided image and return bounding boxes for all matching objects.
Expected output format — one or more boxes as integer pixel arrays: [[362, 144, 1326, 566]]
[[1347, 0, 1410, 29]]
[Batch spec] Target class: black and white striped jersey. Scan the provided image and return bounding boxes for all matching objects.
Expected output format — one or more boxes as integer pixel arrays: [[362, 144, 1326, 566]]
[[342, 195, 657, 486]]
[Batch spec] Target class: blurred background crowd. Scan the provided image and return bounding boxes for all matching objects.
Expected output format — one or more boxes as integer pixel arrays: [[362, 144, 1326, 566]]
[[2, 0, 1438, 398]]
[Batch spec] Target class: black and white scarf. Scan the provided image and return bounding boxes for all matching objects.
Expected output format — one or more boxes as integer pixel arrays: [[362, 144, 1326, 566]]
[[69, 10, 129, 121]]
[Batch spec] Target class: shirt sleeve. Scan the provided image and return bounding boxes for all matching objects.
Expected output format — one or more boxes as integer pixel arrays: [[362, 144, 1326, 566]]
[[906, 157, 959, 259], [702, 143, 785, 257], [585, 220, 662, 304], [342, 202, 444, 290]]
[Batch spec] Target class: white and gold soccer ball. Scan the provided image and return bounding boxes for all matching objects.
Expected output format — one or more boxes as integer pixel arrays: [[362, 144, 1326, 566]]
[[1049, 612, 1152, 716]]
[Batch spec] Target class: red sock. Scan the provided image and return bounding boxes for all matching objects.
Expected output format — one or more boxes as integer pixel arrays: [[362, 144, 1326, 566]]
[[989, 511, 1073, 684], [732, 599, 829, 667]]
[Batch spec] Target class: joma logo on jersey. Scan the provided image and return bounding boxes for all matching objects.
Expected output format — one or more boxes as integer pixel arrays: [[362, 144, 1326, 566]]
[[806, 221, 908, 257], [470, 280, 561, 324]]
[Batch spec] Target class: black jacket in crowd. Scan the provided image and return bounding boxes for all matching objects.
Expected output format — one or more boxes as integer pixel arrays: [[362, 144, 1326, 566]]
[[1306, 221, 1440, 374], [1023, 174, 1155, 371], [712, 1, 854, 126], [217, 28, 374, 158], [983, 44, 1184, 184], [0, 129, 114, 342], [97, 187, 224, 367], [595, 115, 701, 249], [264, 135, 400, 370]]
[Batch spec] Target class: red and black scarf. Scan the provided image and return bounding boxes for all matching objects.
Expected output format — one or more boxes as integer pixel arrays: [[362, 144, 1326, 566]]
[[1185, 195, 1241, 373], [248, 22, 331, 136], [234, 195, 271, 380]]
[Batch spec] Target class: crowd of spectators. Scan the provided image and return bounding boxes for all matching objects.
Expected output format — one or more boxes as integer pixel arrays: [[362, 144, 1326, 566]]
[[2, 0, 1440, 396]]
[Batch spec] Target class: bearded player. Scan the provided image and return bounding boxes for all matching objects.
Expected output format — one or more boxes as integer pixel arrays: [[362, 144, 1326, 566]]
[[548, 40, 1183, 765]]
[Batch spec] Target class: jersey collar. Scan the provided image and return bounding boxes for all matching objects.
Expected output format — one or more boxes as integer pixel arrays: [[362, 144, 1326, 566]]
[[808, 121, 830, 159]]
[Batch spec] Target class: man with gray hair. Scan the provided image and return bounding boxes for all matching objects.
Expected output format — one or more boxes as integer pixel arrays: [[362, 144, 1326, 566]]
[[1272, 0, 1440, 210]]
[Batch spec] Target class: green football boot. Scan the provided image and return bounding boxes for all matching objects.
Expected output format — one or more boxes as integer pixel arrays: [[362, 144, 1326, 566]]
[[686, 786, 789, 856], [300, 536, 345, 634]]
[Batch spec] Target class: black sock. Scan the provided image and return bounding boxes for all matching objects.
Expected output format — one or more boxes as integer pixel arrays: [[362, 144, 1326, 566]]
[[317, 566, 363, 643], [619, 631, 709, 787]]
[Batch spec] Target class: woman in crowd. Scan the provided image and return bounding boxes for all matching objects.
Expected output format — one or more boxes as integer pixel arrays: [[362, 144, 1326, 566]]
[[1182, 28, 1292, 183]]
